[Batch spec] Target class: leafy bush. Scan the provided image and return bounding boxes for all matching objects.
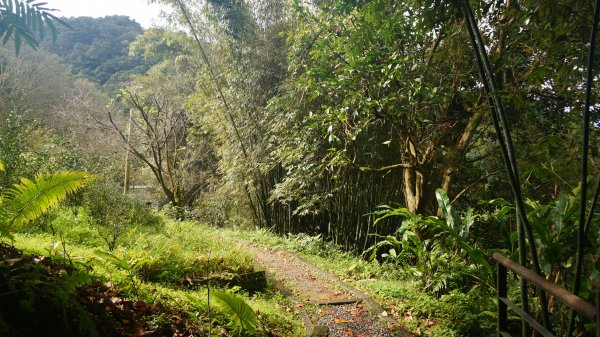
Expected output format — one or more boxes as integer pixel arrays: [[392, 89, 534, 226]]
[[366, 189, 494, 294], [46, 207, 104, 247], [0, 169, 95, 239], [487, 185, 600, 334], [366, 280, 495, 336], [82, 180, 163, 250], [283, 233, 333, 257], [438, 290, 496, 335]]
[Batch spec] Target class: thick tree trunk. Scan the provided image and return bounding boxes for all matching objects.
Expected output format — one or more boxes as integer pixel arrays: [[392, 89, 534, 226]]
[[403, 165, 423, 238], [401, 105, 484, 234], [403, 166, 423, 214]]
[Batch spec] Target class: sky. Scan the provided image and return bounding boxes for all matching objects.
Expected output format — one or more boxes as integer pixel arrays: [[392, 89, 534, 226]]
[[45, 0, 171, 28]]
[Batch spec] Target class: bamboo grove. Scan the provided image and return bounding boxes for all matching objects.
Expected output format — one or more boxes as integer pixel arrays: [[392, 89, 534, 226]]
[[133, 0, 597, 252]]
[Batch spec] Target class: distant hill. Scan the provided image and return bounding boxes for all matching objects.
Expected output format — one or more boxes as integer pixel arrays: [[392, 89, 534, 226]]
[[40, 15, 154, 87]]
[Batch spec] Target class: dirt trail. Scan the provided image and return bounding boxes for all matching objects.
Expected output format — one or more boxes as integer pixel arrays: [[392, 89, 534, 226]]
[[236, 241, 413, 337]]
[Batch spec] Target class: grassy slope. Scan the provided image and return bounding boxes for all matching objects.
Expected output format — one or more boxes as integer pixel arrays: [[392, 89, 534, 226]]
[[13, 216, 305, 336], [11, 206, 496, 336]]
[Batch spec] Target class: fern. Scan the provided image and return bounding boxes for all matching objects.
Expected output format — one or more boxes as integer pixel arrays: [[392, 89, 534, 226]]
[[1, 171, 94, 235], [211, 290, 259, 335]]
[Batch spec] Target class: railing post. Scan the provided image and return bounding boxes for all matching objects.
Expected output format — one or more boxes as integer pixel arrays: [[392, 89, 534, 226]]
[[498, 261, 508, 336], [595, 277, 600, 337], [516, 216, 530, 337]]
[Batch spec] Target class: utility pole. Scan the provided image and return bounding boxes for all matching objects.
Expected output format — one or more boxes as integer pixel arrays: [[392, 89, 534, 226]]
[[123, 108, 133, 195]]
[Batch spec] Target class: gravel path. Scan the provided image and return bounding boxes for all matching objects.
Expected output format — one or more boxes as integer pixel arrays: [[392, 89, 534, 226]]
[[314, 303, 396, 337], [241, 243, 356, 304], [235, 241, 412, 337]]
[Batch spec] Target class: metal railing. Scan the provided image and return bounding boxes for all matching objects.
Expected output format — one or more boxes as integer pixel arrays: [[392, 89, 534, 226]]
[[493, 253, 600, 337]]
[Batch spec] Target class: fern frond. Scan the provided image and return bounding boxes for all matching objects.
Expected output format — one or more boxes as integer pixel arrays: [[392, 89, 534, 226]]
[[211, 290, 259, 335], [3, 170, 95, 230]]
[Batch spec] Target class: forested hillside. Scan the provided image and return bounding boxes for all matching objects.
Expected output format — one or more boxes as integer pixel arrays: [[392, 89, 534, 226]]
[[40, 16, 155, 87], [0, 0, 599, 336]]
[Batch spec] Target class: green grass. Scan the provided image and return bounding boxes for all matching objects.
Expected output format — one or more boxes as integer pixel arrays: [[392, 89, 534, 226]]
[[13, 216, 305, 337]]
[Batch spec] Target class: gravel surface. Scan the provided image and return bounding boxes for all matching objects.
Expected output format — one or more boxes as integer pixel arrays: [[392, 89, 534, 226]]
[[235, 241, 412, 337], [313, 303, 396, 337], [240, 243, 356, 304]]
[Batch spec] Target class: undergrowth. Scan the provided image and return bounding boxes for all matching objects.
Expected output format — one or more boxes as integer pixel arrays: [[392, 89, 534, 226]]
[[12, 217, 305, 337]]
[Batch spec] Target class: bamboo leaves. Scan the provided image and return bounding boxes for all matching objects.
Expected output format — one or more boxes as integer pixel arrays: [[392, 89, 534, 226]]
[[0, 0, 69, 54]]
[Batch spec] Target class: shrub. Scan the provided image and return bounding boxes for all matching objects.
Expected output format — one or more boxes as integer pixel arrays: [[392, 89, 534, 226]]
[[83, 180, 163, 251]]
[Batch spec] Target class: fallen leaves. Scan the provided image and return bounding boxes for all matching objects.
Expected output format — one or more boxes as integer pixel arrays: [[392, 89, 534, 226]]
[[350, 308, 367, 316], [76, 283, 203, 337], [424, 319, 437, 327], [315, 303, 398, 337]]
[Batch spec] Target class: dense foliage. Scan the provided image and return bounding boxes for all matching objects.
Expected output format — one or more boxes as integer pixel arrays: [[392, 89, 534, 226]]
[[146, 0, 598, 335]]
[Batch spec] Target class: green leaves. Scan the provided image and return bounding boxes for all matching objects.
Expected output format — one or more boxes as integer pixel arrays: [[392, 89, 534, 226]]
[[211, 290, 259, 335], [0, 0, 68, 55], [2, 171, 95, 234], [436, 189, 455, 230], [368, 190, 494, 290], [93, 250, 132, 271]]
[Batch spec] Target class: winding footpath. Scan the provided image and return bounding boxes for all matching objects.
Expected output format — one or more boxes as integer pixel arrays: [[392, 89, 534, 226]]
[[234, 241, 413, 337]]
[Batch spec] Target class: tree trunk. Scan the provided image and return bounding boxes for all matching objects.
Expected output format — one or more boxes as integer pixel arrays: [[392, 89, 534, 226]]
[[403, 166, 423, 214]]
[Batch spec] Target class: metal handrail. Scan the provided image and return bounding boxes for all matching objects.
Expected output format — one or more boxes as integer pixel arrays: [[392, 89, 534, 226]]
[[493, 253, 600, 337]]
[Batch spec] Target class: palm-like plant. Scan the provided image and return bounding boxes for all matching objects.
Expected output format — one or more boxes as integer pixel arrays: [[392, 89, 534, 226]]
[[0, 166, 95, 238], [0, 0, 68, 54]]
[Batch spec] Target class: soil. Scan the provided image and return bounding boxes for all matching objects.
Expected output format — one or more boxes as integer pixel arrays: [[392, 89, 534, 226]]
[[237, 241, 412, 337]]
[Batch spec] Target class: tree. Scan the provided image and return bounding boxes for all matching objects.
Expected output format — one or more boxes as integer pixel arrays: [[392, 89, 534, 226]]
[[270, 1, 484, 239], [155, 0, 294, 227], [108, 51, 217, 210]]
